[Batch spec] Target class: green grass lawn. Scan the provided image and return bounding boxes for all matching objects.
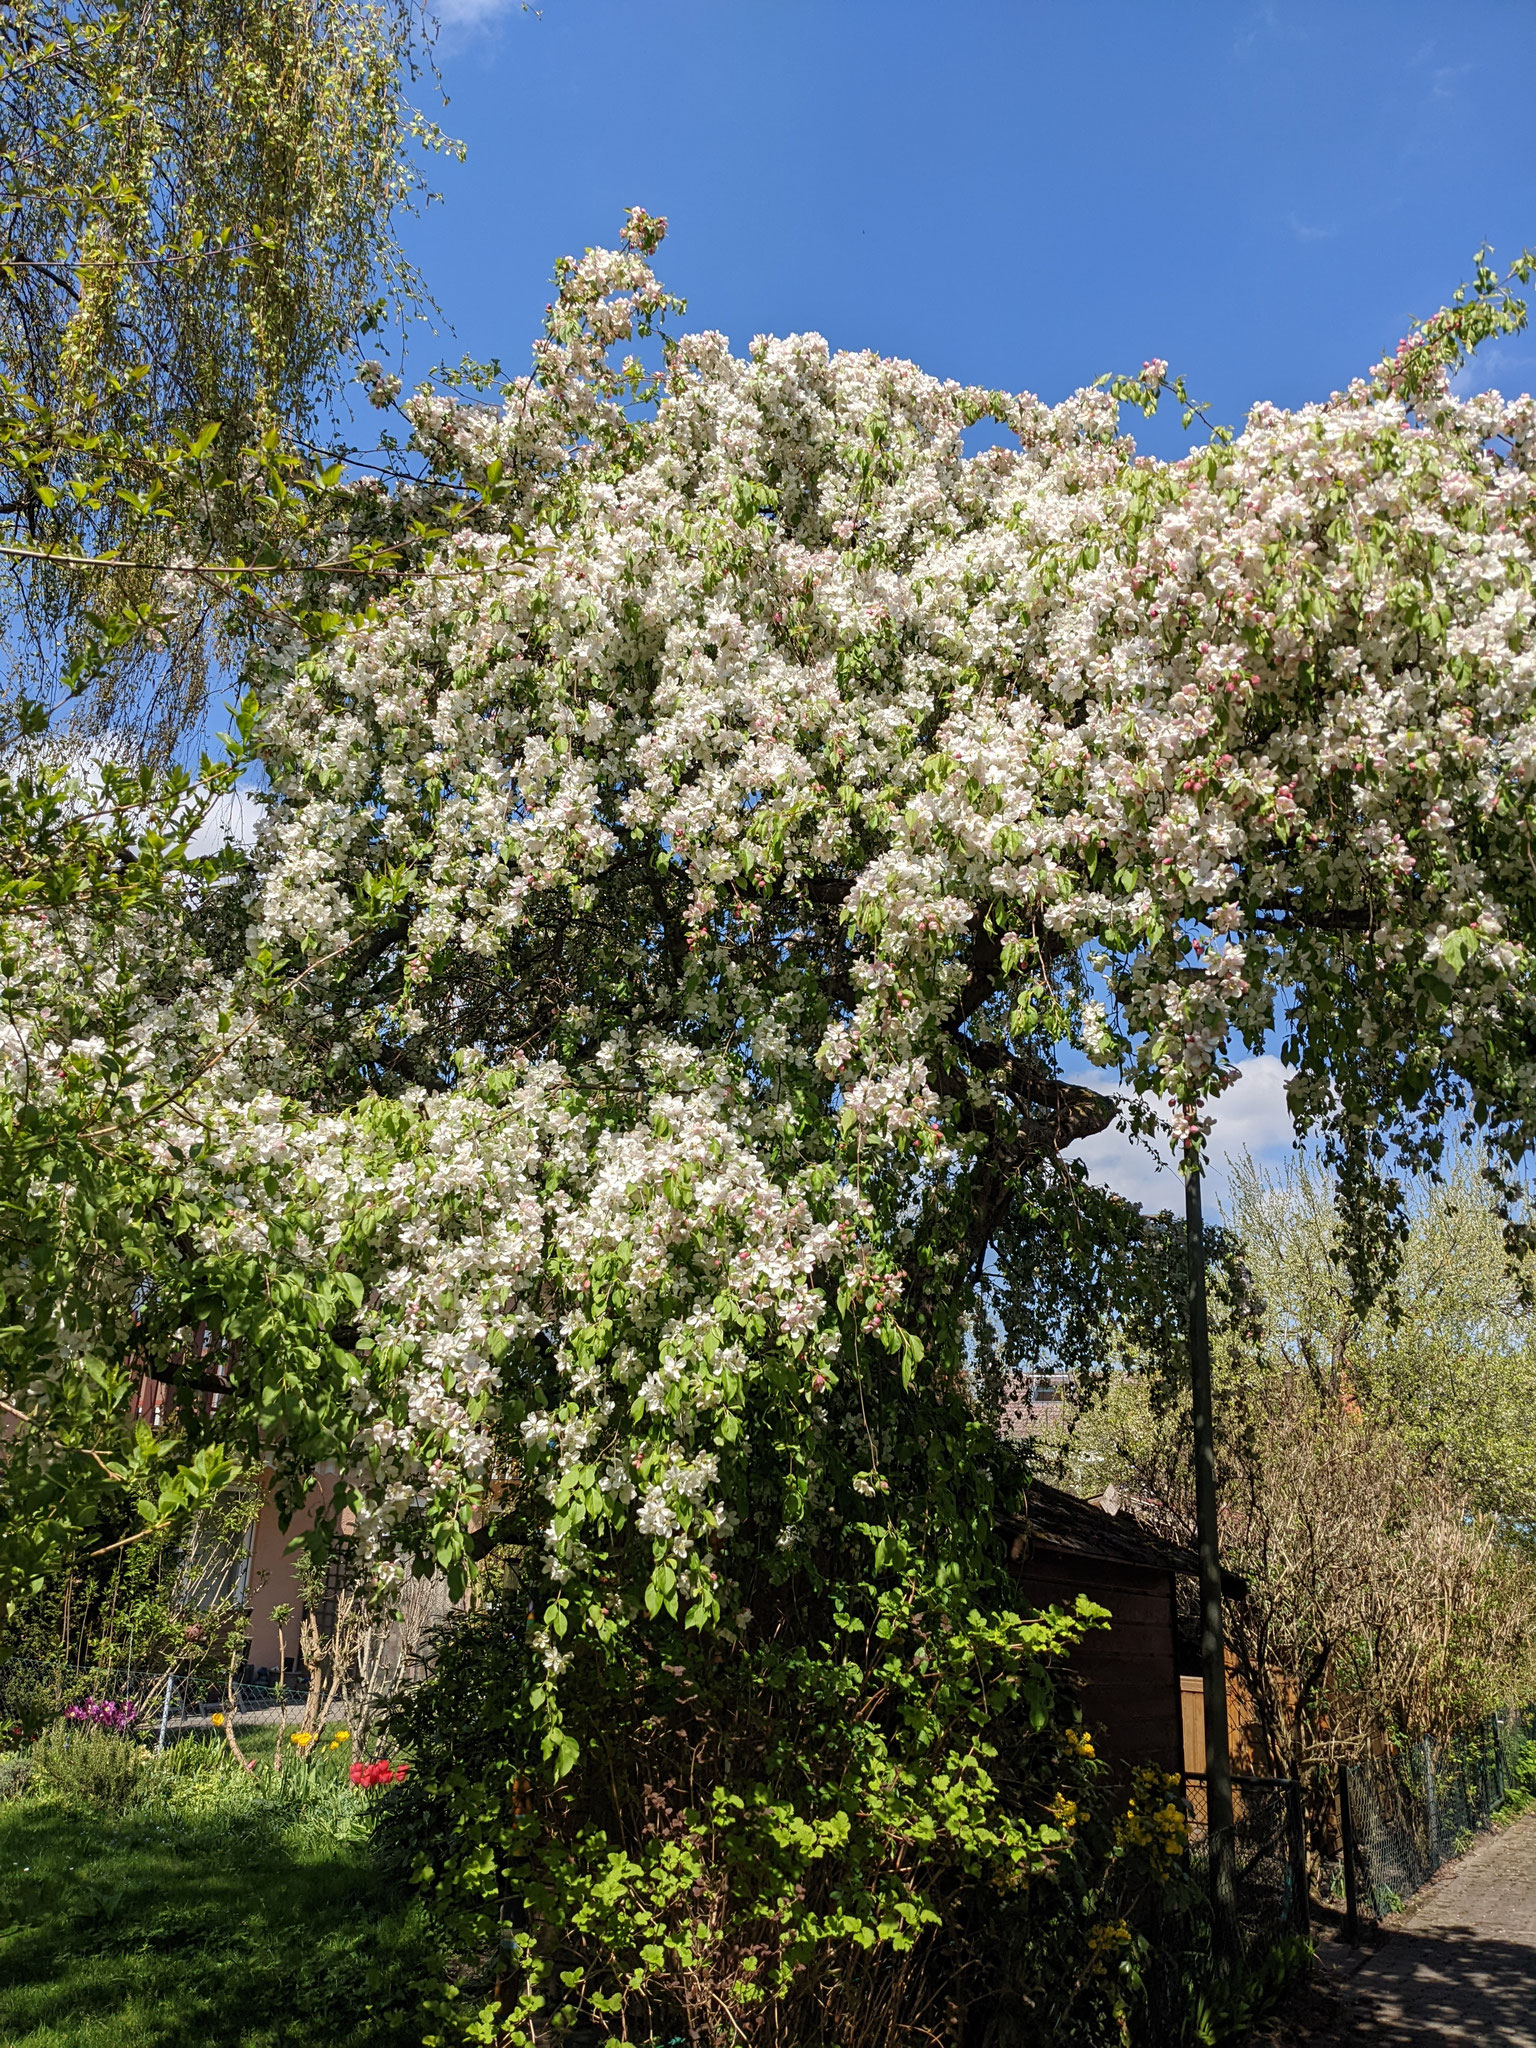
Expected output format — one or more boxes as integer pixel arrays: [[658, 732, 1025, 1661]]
[[0, 1745, 433, 2048]]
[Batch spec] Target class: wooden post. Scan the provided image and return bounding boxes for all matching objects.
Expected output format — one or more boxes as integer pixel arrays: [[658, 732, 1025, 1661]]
[[1186, 1166, 1238, 1941], [1338, 1762, 1360, 1945]]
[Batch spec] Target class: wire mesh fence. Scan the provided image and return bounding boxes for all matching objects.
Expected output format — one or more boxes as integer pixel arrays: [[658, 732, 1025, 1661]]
[[1182, 1772, 1310, 1961], [0, 1655, 316, 1749], [1336, 1707, 1525, 1922], [147, 1671, 316, 1743], [1126, 1772, 1310, 2034], [2, 1572, 458, 1753]]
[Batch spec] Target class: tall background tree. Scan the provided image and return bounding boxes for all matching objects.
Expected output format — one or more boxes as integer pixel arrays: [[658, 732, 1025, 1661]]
[[1056, 1155, 1536, 1787], [0, 0, 454, 755]]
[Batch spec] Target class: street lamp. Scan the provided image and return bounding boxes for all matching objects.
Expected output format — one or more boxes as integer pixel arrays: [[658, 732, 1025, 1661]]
[[1185, 1163, 1238, 1939]]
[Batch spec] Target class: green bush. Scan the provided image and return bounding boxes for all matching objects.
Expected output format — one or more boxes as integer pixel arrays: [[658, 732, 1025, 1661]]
[[30, 1723, 157, 1810], [0, 1663, 65, 1743], [1509, 1734, 1536, 1796], [1176, 1934, 1311, 2048], [0, 1749, 31, 1799], [380, 1582, 1201, 2048]]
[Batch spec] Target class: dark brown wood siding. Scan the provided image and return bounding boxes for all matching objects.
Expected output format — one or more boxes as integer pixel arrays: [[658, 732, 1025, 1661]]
[[1011, 1552, 1183, 1775]]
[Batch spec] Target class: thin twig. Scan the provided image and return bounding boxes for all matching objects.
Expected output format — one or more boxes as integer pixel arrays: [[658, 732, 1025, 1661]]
[[86, 1517, 175, 1560], [0, 539, 383, 577]]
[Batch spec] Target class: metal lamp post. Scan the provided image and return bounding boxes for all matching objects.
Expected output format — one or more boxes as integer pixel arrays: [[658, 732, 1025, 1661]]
[[1185, 1164, 1239, 1940]]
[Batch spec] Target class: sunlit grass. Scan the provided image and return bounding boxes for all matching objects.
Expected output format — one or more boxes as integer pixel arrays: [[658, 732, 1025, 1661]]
[[0, 1744, 432, 2048]]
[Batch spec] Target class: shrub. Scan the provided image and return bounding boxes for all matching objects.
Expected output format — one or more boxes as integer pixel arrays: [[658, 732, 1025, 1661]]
[[0, 1662, 65, 1743], [31, 1724, 156, 1810], [0, 1751, 31, 1799], [1509, 1735, 1536, 1798], [380, 1585, 1198, 2048]]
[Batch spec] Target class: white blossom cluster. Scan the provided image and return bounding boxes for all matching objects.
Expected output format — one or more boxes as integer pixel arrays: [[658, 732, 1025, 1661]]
[[256, 228, 1536, 1163], [182, 1041, 852, 1647], [0, 867, 256, 1379]]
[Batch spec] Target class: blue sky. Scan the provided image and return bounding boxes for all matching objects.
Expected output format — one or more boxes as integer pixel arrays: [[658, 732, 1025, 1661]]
[[400, 0, 1536, 467], [384, 0, 1536, 1206]]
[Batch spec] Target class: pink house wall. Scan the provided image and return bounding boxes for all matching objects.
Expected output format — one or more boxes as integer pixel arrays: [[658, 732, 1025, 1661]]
[[243, 1479, 348, 1670]]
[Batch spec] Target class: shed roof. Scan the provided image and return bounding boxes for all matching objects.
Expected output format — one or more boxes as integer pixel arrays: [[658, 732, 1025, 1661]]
[[1001, 1481, 1246, 1595]]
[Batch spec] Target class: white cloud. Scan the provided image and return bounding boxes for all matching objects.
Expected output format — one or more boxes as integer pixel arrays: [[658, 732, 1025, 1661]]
[[1431, 61, 1472, 100], [432, 0, 520, 27], [1450, 344, 1536, 402], [187, 789, 261, 859], [1064, 1054, 1299, 1216]]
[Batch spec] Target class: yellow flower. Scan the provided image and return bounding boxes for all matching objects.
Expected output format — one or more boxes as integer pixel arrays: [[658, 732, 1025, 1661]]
[[1154, 1802, 1187, 1855], [333, 1730, 350, 1742], [290, 1730, 315, 1748], [1087, 1920, 1132, 1956], [211, 1712, 225, 1727]]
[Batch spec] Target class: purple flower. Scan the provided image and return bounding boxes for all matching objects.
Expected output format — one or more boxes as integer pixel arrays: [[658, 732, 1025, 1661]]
[[64, 1696, 140, 1736]]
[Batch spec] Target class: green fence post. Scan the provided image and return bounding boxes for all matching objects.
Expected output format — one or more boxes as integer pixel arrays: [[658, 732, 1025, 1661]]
[[1423, 1738, 1438, 1870]]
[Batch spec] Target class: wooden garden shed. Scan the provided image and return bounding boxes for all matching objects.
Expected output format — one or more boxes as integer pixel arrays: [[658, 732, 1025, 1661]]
[[1001, 1482, 1219, 1776]]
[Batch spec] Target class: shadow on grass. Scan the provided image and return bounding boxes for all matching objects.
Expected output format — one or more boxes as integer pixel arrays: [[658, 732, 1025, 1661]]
[[0, 1791, 433, 2048]]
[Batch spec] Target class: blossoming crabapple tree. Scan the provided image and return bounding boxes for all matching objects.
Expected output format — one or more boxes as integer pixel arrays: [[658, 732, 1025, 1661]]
[[216, 217, 1536, 2034], [250, 217, 1536, 1560], [10, 211, 1536, 2038]]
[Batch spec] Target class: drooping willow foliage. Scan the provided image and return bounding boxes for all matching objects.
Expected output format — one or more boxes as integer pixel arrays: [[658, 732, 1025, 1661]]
[[0, 0, 455, 750]]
